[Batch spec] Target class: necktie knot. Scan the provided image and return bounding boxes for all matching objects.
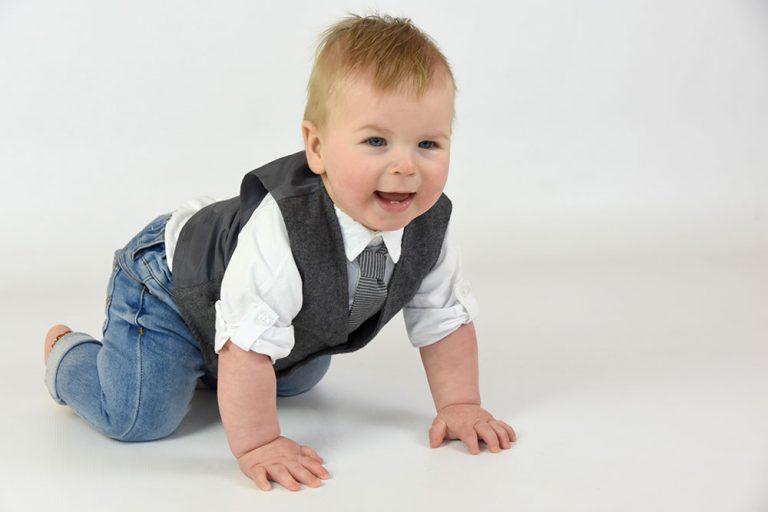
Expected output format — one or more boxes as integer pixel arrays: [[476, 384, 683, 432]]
[[358, 244, 387, 280]]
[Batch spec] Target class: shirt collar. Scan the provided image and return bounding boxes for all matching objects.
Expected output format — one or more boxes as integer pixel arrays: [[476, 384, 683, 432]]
[[333, 204, 403, 263]]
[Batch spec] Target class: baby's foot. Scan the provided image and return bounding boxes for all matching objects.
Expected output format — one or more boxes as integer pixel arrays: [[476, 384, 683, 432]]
[[44, 324, 72, 365]]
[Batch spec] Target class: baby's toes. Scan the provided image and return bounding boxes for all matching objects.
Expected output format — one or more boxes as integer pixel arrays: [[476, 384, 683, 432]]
[[44, 324, 72, 364]]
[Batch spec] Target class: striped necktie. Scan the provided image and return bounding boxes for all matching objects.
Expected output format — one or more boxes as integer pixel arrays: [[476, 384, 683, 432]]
[[348, 244, 388, 332]]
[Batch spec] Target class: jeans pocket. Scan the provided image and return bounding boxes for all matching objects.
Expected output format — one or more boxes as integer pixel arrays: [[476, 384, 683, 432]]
[[102, 256, 120, 335], [128, 214, 171, 260], [130, 237, 165, 261]]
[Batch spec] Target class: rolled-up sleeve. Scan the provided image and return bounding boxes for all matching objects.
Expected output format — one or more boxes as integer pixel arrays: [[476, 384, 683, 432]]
[[214, 195, 302, 363], [402, 223, 479, 348]]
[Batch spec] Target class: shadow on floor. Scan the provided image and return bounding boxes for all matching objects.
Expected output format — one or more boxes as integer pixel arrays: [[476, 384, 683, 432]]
[[171, 389, 220, 439]]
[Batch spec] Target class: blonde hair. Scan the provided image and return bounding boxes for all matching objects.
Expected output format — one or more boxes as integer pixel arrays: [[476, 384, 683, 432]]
[[303, 13, 456, 130]]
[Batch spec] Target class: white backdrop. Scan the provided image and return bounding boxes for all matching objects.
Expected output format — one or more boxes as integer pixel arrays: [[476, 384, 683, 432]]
[[1, 1, 767, 511], [2, 0, 766, 289]]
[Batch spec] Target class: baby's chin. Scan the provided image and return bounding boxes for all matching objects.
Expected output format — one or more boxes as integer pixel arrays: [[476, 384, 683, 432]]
[[361, 210, 419, 232], [362, 219, 409, 232]]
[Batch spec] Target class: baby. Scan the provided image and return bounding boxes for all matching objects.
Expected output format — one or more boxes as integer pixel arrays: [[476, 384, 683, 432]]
[[43, 14, 516, 492]]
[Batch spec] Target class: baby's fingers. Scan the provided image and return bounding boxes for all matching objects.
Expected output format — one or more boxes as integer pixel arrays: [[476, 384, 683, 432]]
[[250, 466, 272, 491], [301, 456, 332, 481], [300, 445, 324, 463], [500, 421, 517, 442], [460, 429, 481, 455], [489, 421, 515, 448], [429, 419, 448, 448], [267, 464, 302, 492], [475, 422, 501, 453], [286, 461, 323, 488]]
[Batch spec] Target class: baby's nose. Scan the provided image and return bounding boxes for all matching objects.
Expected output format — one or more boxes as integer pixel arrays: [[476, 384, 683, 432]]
[[389, 156, 417, 175]]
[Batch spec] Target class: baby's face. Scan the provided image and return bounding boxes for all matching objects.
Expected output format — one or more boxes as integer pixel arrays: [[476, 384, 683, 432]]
[[303, 73, 454, 232]]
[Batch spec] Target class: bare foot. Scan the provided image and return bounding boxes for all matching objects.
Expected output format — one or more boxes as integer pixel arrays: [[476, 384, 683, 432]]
[[44, 324, 72, 365]]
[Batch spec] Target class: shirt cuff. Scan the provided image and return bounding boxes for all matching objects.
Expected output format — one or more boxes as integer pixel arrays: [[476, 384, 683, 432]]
[[404, 281, 480, 348], [214, 300, 295, 363]]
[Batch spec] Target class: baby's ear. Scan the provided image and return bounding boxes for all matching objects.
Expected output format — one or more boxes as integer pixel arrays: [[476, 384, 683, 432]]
[[302, 120, 324, 176]]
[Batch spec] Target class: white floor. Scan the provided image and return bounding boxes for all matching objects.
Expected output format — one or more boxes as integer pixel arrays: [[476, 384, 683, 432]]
[[3, 252, 766, 512]]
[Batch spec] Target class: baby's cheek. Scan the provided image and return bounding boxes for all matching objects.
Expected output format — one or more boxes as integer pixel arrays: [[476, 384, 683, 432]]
[[421, 184, 444, 207]]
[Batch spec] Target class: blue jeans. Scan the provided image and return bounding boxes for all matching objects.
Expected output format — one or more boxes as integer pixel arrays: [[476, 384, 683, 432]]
[[45, 213, 331, 442]]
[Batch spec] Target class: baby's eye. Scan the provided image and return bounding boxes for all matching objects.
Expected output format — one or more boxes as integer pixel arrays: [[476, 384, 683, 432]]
[[418, 140, 437, 150], [366, 137, 386, 147]]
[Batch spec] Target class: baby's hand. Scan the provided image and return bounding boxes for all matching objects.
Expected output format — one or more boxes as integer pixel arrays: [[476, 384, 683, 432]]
[[236, 436, 332, 491], [429, 404, 517, 455]]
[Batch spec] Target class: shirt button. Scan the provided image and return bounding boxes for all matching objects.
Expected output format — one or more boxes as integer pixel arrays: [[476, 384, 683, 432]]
[[256, 313, 270, 324], [460, 284, 471, 298]]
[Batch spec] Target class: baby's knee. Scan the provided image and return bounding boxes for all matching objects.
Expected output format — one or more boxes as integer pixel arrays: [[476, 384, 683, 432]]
[[276, 355, 332, 397], [101, 406, 187, 442]]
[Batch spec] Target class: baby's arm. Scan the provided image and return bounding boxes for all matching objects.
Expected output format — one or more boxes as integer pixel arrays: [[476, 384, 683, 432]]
[[419, 322, 517, 454], [217, 341, 331, 491]]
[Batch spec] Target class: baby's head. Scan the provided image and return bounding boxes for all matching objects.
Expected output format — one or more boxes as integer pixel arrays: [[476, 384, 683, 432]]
[[302, 14, 457, 232]]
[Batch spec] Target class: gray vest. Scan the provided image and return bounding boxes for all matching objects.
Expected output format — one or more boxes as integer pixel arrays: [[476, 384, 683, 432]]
[[172, 151, 452, 384]]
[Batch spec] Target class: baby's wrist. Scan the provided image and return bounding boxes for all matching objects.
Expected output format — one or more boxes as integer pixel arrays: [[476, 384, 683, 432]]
[[436, 400, 481, 413], [230, 426, 281, 459]]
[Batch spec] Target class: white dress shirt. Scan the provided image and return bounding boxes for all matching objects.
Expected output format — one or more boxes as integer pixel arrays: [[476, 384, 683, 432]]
[[164, 193, 479, 364]]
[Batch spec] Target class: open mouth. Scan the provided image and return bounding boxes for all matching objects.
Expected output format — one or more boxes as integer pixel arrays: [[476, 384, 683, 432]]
[[375, 191, 414, 203], [374, 191, 415, 212]]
